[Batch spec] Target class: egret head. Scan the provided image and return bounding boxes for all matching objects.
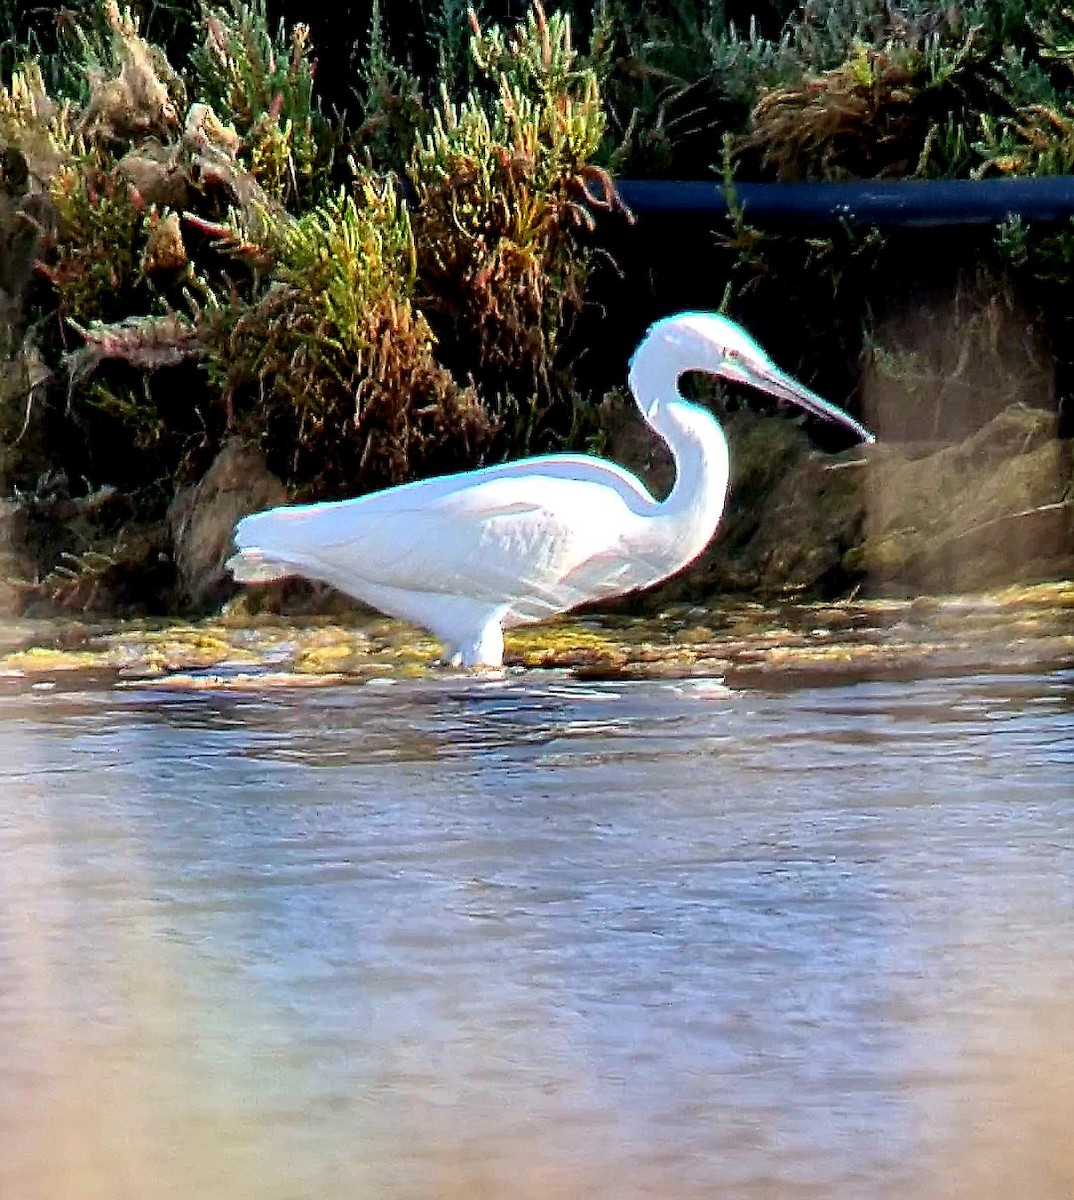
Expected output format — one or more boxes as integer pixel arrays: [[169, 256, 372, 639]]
[[629, 312, 875, 444]]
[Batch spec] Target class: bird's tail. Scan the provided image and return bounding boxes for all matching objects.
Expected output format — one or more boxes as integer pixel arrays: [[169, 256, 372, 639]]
[[226, 548, 295, 584], [227, 507, 313, 584]]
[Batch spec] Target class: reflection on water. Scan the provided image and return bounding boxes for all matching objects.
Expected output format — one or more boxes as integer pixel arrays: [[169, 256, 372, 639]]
[[1, 669, 1072, 1200]]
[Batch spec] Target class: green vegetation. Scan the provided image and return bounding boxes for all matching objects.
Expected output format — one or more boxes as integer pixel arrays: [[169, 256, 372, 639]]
[[0, 1, 617, 611], [212, 181, 492, 496], [407, 4, 616, 443]]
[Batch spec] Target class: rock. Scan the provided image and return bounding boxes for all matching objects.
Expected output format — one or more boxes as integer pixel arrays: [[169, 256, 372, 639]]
[[169, 441, 288, 609], [141, 210, 187, 275], [116, 142, 192, 209], [850, 405, 1074, 591]]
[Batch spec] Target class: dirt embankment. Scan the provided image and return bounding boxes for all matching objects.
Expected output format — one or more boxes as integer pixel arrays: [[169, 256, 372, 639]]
[[4, 291, 1072, 618], [3, 395, 1070, 621]]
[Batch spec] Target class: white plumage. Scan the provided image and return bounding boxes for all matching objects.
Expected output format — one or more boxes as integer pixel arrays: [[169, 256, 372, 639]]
[[228, 312, 873, 666]]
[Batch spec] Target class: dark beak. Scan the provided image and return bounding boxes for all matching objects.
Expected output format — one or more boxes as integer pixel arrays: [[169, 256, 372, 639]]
[[732, 360, 875, 445]]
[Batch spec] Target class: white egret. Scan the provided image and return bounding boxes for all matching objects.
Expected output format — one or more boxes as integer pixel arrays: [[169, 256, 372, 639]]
[[228, 312, 873, 666]]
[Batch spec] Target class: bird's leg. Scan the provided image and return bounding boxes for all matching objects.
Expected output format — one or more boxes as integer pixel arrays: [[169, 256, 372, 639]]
[[456, 615, 505, 669]]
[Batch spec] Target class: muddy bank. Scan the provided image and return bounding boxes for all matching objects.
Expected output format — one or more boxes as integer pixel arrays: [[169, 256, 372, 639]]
[[0, 581, 1070, 691], [3, 287, 1071, 617]]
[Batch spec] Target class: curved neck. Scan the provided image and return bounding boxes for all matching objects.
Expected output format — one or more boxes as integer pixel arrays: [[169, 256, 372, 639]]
[[650, 396, 730, 540], [629, 348, 731, 560]]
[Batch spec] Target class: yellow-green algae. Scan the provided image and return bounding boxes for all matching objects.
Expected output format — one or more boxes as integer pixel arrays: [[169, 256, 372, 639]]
[[0, 581, 1070, 692]]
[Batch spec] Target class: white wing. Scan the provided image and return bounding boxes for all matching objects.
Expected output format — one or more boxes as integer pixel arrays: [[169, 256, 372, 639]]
[[233, 456, 660, 616]]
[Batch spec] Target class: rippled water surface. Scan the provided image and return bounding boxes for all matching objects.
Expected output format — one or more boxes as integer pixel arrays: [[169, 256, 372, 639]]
[[1, 663, 1072, 1200]]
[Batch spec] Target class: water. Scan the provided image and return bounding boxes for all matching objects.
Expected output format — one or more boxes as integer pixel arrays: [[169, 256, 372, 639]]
[[1, 666, 1072, 1200]]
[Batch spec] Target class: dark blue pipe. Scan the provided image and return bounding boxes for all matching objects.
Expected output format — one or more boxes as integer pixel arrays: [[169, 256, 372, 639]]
[[616, 176, 1074, 227]]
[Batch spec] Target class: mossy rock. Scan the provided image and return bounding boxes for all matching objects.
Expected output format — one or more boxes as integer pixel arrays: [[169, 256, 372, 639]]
[[854, 405, 1073, 591]]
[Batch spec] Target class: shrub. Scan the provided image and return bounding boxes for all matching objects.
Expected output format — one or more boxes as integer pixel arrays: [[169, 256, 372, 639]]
[[210, 181, 493, 497], [408, 3, 616, 445]]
